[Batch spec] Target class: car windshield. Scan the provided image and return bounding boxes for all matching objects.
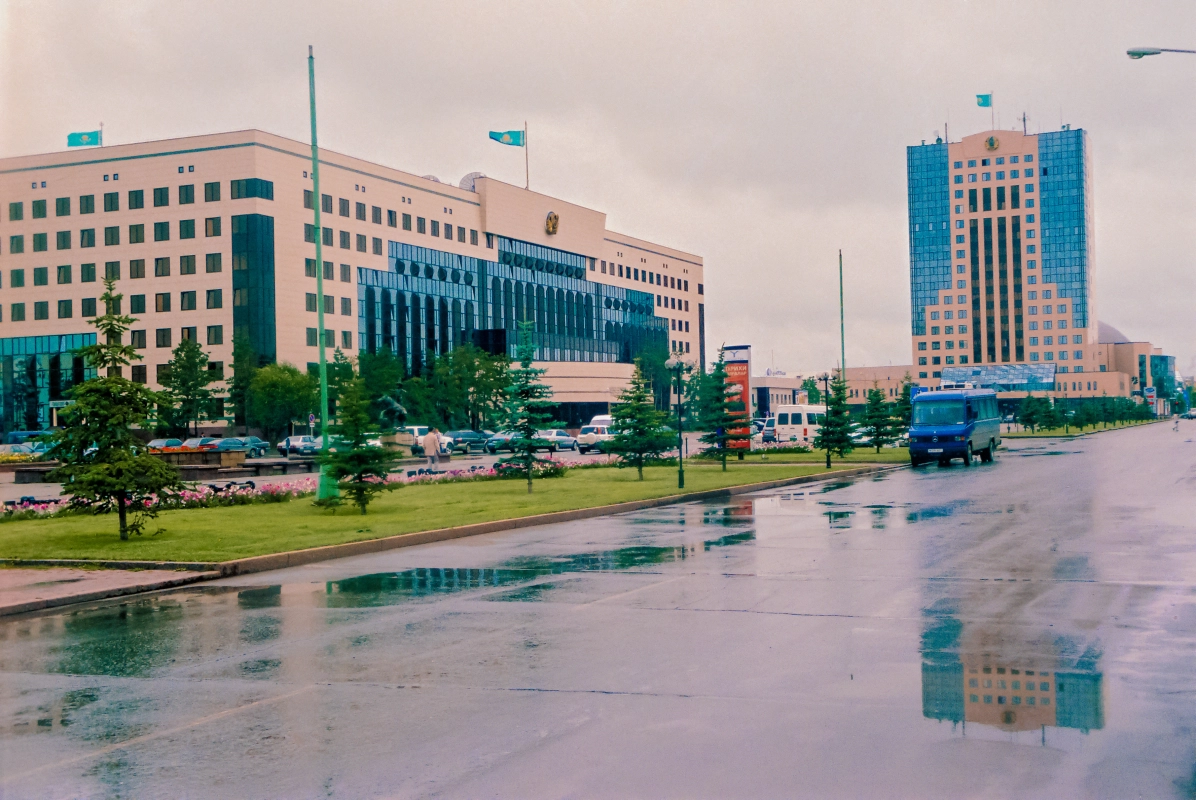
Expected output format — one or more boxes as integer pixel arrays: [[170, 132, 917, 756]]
[[913, 400, 966, 426], [579, 427, 595, 434]]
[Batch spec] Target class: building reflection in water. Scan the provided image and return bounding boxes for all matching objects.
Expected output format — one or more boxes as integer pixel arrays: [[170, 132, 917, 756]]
[[921, 612, 1104, 737]]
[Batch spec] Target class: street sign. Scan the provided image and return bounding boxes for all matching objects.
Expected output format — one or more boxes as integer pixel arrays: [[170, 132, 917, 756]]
[[309, 413, 316, 424]]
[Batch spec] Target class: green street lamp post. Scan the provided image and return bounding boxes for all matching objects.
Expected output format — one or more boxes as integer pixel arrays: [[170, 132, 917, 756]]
[[308, 46, 337, 501]]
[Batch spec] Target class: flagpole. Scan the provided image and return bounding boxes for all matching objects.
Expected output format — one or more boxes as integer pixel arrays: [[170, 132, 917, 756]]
[[99, 122, 103, 147], [524, 120, 529, 190], [309, 44, 337, 501]]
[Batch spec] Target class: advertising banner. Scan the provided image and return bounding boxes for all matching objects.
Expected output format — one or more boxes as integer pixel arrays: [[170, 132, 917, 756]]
[[724, 346, 752, 450]]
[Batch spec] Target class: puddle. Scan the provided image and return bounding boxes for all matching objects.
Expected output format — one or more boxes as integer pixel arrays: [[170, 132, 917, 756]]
[[322, 530, 758, 608]]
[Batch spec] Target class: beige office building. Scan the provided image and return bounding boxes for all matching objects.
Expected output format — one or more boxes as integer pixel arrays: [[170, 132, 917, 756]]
[[0, 130, 705, 430]]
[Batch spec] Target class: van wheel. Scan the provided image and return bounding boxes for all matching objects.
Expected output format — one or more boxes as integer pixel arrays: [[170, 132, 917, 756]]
[[910, 457, 924, 467], [579, 447, 589, 455], [963, 442, 973, 467], [980, 441, 995, 463]]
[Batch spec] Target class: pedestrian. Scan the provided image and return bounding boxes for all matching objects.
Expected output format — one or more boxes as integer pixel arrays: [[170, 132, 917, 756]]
[[423, 427, 442, 467]]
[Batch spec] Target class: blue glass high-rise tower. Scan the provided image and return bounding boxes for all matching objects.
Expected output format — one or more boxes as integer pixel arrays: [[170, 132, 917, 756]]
[[907, 128, 1092, 383]]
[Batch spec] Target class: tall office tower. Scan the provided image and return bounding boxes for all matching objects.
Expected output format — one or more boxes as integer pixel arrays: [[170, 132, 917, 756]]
[[907, 128, 1092, 380]]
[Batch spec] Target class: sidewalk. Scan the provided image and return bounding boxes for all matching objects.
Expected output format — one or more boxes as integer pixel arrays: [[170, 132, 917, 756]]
[[0, 566, 218, 616]]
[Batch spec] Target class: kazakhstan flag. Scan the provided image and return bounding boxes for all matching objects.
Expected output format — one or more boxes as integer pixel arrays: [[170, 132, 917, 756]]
[[489, 130, 525, 147], [67, 130, 101, 147], [976, 94, 993, 108]]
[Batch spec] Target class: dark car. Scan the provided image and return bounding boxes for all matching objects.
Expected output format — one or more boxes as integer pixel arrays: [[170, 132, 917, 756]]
[[485, 431, 555, 454], [5, 431, 51, 445], [214, 437, 270, 458], [146, 438, 183, 451], [444, 430, 488, 453], [182, 437, 220, 450]]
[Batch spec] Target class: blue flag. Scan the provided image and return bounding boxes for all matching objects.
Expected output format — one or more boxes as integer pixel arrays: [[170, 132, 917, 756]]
[[976, 94, 993, 108], [67, 130, 101, 147], [489, 130, 525, 147]]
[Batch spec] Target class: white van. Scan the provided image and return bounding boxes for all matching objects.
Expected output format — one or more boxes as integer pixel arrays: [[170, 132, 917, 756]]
[[773, 404, 827, 444], [588, 414, 613, 427]]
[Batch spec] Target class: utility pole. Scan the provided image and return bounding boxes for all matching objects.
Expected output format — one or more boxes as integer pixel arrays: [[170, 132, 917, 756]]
[[308, 46, 337, 501], [672, 362, 688, 489]]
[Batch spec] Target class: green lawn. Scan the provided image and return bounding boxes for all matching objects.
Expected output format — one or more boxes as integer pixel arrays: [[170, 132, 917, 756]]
[[1004, 420, 1154, 438], [0, 463, 846, 564], [694, 448, 910, 465]]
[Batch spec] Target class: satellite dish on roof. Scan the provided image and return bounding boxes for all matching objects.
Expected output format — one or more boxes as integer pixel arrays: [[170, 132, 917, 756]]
[[421, 175, 441, 183], [459, 172, 485, 192]]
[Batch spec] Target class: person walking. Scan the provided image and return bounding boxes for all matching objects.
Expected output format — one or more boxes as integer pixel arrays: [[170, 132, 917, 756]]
[[423, 428, 442, 467]]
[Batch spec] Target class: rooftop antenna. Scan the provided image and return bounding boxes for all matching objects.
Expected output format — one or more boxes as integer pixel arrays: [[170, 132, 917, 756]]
[[1021, 112, 1028, 135]]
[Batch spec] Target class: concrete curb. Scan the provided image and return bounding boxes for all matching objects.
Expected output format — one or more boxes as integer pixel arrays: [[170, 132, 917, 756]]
[[1002, 420, 1163, 440], [0, 465, 899, 610], [0, 570, 220, 617]]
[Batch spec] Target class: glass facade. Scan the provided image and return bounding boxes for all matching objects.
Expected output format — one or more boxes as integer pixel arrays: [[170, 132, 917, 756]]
[[231, 214, 276, 364], [907, 142, 951, 336], [0, 333, 96, 434], [363, 237, 666, 375], [1151, 354, 1176, 397], [1038, 129, 1090, 331], [940, 363, 1056, 392]]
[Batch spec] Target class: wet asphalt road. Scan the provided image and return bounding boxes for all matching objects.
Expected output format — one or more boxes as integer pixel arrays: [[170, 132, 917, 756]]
[[2, 423, 1195, 798]]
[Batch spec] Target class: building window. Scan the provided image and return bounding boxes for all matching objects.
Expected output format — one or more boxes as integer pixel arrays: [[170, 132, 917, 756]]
[[339, 231, 350, 249], [430, 220, 440, 237], [129, 259, 145, 279], [416, 217, 426, 234], [154, 257, 170, 277], [179, 184, 195, 205], [918, 342, 927, 351], [306, 293, 317, 312], [206, 253, 223, 273], [54, 197, 70, 217], [8, 235, 23, 254], [341, 330, 353, 348], [306, 327, 318, 346], [470, 229, 478, 246], [32, 233, 48, 252], [56, 230, 71, 250], [79, 195, 95, 214], [10, 303, 24, 322], [102, 225, 120, 246], [179, 219, 195, 239], [79, 228, 95, 248], [156, 328, 172, 348], [178, 291, 197, 312], [204, 182, 221, 202], [356, 202, 366, 221], [340, 263, 351, 282], [207, 325, 223, 345], [57, 299, 72, 319], [338, 198, 350, 217], [387, 209, 396, 227], [129, 224, 145, 244], [130, 294, 146, 314], [205, 217, 222, 237], [323, 261, 334, 280], [33, 267, 48, 286], [229, 179, 274, 200], [372, 236, 382, 255], [56, 264, 72, 284], [206, 289, 222, 309], [80, 263, 96, 283], [356, 233, 367, 252], [10, 269, 23, 287], [8, 202, 22, 221], [152, 187, 169, 207], [177, 255, 195, 275], [445, 224, 453, 240], [33, 301, 48, 320], [155, 293, 171, 312], [304, 224, 316, 243], [154, 221, 170, 242], [82, 297, 98, 317]]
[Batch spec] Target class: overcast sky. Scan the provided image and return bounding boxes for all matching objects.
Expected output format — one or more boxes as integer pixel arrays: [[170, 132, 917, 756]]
[[2, 0, 1193, 377]]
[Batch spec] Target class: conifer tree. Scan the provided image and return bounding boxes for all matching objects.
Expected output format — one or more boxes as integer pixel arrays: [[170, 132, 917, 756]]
[[229, 331, 257, 435], [160, 337, 217, 436], [696, 352, 753, 471], [607, 360, 674, 479], [500, 322, 556, 493], [47, 279, 182, 540], [862, 383, 896, 452], [894, 374, 914, 429], [319, 377, 397, 514], [813, 372, 854, 463]]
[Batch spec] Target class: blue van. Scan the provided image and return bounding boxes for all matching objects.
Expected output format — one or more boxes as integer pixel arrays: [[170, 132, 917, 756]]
[[909, 389, 1001, 467]]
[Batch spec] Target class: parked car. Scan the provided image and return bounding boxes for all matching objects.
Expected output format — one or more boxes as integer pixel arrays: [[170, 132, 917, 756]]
[[182, 437, 220, 450], [277, 435, 319, 456], [537, 429, 578, 451], [443, 430, 488, 454], [147, 438, 183, 451], [214, 437, 270, 459], [1181, 410, 1196, 420], [577, 425, 615, 454], [485, 431, 556, 454]]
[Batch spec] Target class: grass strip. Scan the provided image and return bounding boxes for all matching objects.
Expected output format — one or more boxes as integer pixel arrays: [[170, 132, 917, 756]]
[[0, 463, 846, 563]]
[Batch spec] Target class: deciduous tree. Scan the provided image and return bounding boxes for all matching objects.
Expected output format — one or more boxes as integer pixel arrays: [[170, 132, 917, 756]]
[[249, 364, 317, 443]]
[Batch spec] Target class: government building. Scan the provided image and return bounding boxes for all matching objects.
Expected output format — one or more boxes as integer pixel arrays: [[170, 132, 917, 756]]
[[0, 130, 705, 431], [905, 126, 1176, 407]]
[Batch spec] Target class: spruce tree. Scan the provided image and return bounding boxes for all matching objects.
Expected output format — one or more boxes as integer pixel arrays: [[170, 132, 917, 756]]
[[696, 353, 753, 471], [607, 360, 674, 479], [813, 373, 853, 464], [229, 331, 257, 435], [47, 279, 182, 540], [500, 322, 556, 493], [1017, 394, 1041, 432], [893, 374, 914, 429], [862, 383, 895, 452], [160, 337, 217, 436], [319, 377, 397, 514]]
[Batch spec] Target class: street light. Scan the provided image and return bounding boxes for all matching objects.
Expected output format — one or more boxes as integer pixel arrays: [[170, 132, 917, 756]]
[[667, 359, 692, 489], [819, 372, 832, 469], [1127, 47, 1196, 59]]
